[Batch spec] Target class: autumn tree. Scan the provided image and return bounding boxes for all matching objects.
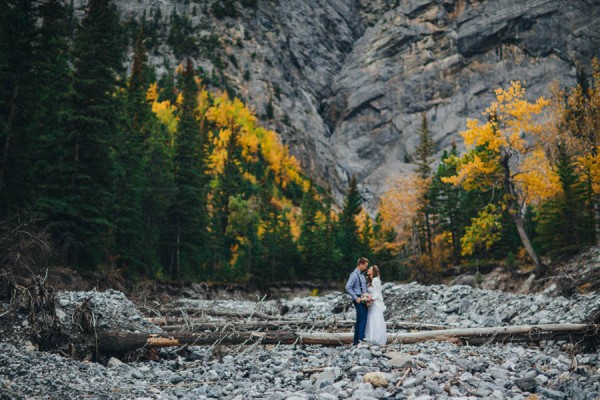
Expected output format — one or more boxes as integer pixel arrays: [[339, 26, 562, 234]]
[[547, 61, 600, 245], [379, 174, 427, 257], [443, 81, 558, 275]]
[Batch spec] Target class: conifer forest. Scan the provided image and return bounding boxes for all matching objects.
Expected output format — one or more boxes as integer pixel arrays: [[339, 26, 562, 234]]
[[1, 0, 599, 286]]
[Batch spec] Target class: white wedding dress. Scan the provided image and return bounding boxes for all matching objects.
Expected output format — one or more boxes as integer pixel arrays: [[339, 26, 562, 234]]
[[365, 277, 387, 345]]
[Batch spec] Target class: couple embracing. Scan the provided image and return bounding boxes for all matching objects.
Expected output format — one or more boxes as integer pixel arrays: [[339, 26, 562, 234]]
[[345, 257, 387, 346]]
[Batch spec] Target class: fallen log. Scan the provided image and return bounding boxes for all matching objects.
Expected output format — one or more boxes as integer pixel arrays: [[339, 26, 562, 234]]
[[156, 308, 273, 320], [156, 319, 446, 332], [301, 323, 600, 346], [96, 330, 297, 351], [95, 324, 599, 352]]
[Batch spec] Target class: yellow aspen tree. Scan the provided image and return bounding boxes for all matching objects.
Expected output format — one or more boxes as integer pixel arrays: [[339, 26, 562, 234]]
[[379, 173, 428, 256], [443, 81, 559, 274], [547, 60, 600, 245]]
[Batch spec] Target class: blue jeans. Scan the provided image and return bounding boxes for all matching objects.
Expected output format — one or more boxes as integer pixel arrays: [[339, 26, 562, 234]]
[[353, 301, 368, 345]]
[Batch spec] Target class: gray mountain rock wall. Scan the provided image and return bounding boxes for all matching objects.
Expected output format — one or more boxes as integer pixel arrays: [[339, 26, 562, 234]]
[[83, 0, 600, 209]]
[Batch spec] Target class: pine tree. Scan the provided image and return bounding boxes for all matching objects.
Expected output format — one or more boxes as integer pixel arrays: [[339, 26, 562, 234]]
[[360, 214, 374, 259], [299, 183, 323, 281], [415, 112, 434, 179], [428, 143, 490, 264], [110, 28, 153, 275], [336, 175, 363, 280], [0, 0, 39, 215], [60, 0, 124, 268], [169, 59, 209, 279], [415, 112, 434, 255], [371, 212, 400, 278], [210, 122, 245, 276], [536, 143, 594, 258]]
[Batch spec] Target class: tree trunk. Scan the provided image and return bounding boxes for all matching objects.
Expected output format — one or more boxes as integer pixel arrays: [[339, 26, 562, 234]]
[[0, 85, 19, 184], [95, 324, 598, 351], [151, 319, 446, 332], [156, 307, 274, 320], [594, 194, 600, 246], [501, 154, 544, 274], [510, 209, 544, 275]]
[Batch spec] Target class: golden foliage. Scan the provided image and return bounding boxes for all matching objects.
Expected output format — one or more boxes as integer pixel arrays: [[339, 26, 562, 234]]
[[379, 173, 427, 248], [151, 99, 178, 135], [147, 68, 311, 253], [443, 81, 558, 204], [547, 59, 600, 195], [205, 92, 303, 189], [460, 204, 502, 256]]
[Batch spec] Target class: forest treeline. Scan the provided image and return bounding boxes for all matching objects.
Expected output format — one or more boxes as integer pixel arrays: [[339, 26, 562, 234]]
[[1, 0, 598, 285]]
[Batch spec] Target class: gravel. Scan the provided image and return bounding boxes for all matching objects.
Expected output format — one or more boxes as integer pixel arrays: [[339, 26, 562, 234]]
[[1, 282, 599, 399]]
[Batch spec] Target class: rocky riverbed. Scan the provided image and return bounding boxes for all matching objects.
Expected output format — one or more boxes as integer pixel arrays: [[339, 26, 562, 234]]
[[1, 282, 599, 399]]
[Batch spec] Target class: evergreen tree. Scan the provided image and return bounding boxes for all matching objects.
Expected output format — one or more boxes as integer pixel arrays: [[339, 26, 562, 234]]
[[211, 0, 237, 19], [371, 212, 401, 279], [299, 183, 326, 281], [0, 0, 39, 215], [169, 59, 209, 279], [51, 0, 124, 268], [224, 195, 260, 281], [536, 143, 594, 258], [209, 122, 245, 277], [415, 112, 434, 255], [144, 120, 174, 278], [415, 112, 434, 179], [110, 28, 154, 275], [428, 143, 488, 264], [32, 0, 74, 227], [360, 214, 374, 260], [167, 11, 198, 59], [336, 175, 363, 280]]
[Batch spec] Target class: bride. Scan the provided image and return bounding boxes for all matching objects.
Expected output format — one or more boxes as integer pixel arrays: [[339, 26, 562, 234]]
[[364, 265, 387, 345]]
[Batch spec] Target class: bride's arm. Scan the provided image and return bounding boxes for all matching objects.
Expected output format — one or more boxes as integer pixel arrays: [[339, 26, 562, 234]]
[[372, 278, 383, 301]]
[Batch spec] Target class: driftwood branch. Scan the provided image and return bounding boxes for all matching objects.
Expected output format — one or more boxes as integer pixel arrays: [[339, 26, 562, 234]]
[[149, 318, 446, 332], [95, 324, 599, 352], [301, 324, 600, 346], [157, 308, 274, 320], [96, 330, 297, 351]]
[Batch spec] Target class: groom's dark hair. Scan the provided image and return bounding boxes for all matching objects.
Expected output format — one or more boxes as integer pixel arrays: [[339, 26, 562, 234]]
[[357, 257, 369, 267]]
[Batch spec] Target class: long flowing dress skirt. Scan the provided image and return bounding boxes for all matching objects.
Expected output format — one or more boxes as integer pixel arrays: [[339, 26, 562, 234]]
[[365, 303, 387, 345]]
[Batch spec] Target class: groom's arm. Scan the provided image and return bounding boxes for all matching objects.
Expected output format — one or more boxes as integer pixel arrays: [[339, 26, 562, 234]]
[[345, 273, 359, 302]]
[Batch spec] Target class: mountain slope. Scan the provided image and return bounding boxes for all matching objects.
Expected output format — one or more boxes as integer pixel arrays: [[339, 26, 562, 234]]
[[96, 0, 600, 208]]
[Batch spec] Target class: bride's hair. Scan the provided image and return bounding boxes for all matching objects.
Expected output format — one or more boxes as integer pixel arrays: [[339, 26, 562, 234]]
[[367, 265, 381, 285], [371, 265, 381, 279]]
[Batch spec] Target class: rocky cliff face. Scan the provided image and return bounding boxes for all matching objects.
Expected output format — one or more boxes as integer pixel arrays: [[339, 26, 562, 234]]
[[99, 0, 600, 208]]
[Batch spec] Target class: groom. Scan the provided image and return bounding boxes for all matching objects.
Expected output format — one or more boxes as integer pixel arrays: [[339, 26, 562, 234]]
[[345, 257, 369, 345]]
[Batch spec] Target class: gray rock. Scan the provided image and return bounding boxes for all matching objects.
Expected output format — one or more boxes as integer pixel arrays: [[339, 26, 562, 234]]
[[515, 377, 537, 392], [385, 352, 413, 369], [107, 357, 124, 368], [537, 386, 566, 400]]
